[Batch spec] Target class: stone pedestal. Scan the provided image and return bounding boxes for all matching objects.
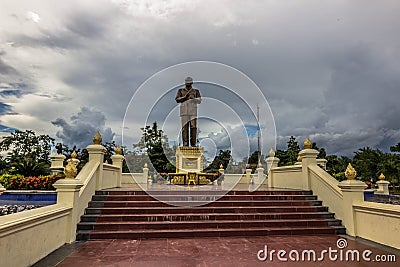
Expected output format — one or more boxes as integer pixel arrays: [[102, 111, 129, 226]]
[[266, 156, 280, 188], [266, 156, 280, 171], [376, 180, 390, 195], [298, 149, 319, 190], [111, 154, 124, 188], [245, 169, 252, 184], [86, 144, 106, 190], [338, 179, 367, 236], [255, 167, 265, 185], [50, 154, 66, 174], [175, 147, 204, 174], [53, 178, 84, 243]]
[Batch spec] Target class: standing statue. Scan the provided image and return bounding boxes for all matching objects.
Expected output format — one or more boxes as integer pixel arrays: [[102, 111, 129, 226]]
[[175, 77, 201, 146]]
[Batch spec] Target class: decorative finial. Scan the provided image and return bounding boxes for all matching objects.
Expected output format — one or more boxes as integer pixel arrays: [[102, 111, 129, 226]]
[[304, 137, 312, 149], [379, 173, 385, 180], [71, 150, 77, 159], [297, 154, 302, 162], [269, 148, 275, 157], [64, 160, 77, 179], [345, 163, 357, 180], [115, 145, 122, 155], [93, 131, 102, 145], [144, 163, 148, 168], [220, 164, 224, 169]]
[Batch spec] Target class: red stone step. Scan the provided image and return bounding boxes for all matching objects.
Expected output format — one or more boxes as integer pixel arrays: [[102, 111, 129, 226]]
[[77, 189, 345, 240], [84, 206, 327, 215], [78, 218, 340, 231], [92, 194, 317, 202], [81, 211, 336, 223], [88, 200, 322, 208], [77, 226, 343, 240]]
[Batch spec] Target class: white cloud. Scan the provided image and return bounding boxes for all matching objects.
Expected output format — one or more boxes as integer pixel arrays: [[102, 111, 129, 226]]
[[26, 11, 40, 23]]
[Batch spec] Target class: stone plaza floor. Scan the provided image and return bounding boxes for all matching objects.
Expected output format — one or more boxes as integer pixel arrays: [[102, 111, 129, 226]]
[[34, 235, 399, 267]]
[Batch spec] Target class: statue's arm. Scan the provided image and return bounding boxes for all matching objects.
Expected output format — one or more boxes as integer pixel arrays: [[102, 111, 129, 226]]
[[195, 89, 201, 104], [175, 89, 186, 103]]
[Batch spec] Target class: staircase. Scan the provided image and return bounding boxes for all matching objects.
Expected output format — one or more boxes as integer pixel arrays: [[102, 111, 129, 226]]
[[76, 189, 345, 240]]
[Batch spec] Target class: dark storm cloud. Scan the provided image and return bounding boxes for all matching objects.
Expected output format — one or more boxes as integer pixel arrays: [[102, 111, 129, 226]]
[[52, 106, 115, 148]]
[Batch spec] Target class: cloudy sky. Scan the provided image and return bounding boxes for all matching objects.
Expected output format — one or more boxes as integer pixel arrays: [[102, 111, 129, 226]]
[[0, 0, 400, 159]]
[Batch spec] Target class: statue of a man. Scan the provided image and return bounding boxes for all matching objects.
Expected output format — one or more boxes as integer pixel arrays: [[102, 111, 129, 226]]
[[175, 77, 201, 146]]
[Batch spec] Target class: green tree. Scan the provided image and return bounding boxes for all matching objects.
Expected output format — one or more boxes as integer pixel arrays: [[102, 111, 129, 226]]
[[133, 122, 175, 173], [326, 155, 351, 181], [277, 136, 300, 166], [390, 143, 400, 153], [0, 130, 54, 175], [377, 153, 400, 193], [204, 150, 231, 173], [0, 130, 54, 163], [352, 147, 382, 182]]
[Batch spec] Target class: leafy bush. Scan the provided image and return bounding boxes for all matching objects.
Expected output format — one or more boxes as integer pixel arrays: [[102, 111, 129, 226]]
[[0, 173, 64, 190]]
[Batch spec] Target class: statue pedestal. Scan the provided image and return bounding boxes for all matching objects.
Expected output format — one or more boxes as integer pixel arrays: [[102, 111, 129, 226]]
[[176, 147, 204, 174]]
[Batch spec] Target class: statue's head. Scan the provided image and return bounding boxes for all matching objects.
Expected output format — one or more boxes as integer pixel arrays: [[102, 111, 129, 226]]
[[185, 77, 193, 85]]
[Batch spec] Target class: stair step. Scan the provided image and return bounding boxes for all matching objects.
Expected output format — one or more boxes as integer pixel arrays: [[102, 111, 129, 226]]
[[76, 226, 345, 240], [77, 189, 345, 240], [88, 200, 322, 208], [80, 211, 337, 222], [84, 206, 328, 215], [95, 190, 313, 196], [77, 218, 342, 231], [92, 195, 318, 201]]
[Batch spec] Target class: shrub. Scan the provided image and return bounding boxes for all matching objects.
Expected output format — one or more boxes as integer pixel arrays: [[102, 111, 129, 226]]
[[0, 173, 64, 190]]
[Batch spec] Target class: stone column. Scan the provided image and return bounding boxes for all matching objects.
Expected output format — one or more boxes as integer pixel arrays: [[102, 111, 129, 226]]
[[266, 148, 280, 188], [338, 163, 367, 236], [50, 154, 66, 174], [298, 137, 319, 190], [217, 164, 224, 186], [376, 173, 390, 195], [255, 164, 265, 186], [86, 131, 106, 190], [143, 163, 150, 185], [245, 169, 252, 184], [111, 145, 124, 188], [53, 178, 84, 243]]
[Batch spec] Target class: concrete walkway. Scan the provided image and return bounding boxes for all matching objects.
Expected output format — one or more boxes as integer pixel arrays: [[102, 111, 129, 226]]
[[34, 235, 399, 267]]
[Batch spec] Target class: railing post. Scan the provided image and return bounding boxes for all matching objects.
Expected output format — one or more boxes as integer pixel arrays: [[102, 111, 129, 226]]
[[53, 158, 83, 243], [298, 137, 319, 190], [111, 145, 124, 188], [245, 169, 252, 184], [255, 163, 265, 186], [86, 131, 106, 190], [143, 163, 150, 185], [50, 154, 66, 175], [338, 163, 367, 236], [265, 148, 279, 188], [376, 173, 390, 195]]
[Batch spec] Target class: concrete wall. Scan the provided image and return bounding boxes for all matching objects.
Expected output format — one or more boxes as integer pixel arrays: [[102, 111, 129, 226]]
[[268, 165, 302, 189], [354, 202, 400, 249], [308, 165, 344, 221], [102, 163, 119, 189], [0, 205, 71, 267]]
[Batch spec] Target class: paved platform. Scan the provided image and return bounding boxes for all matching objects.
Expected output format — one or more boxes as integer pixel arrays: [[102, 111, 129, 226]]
[[34, 235, 399, 267]]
